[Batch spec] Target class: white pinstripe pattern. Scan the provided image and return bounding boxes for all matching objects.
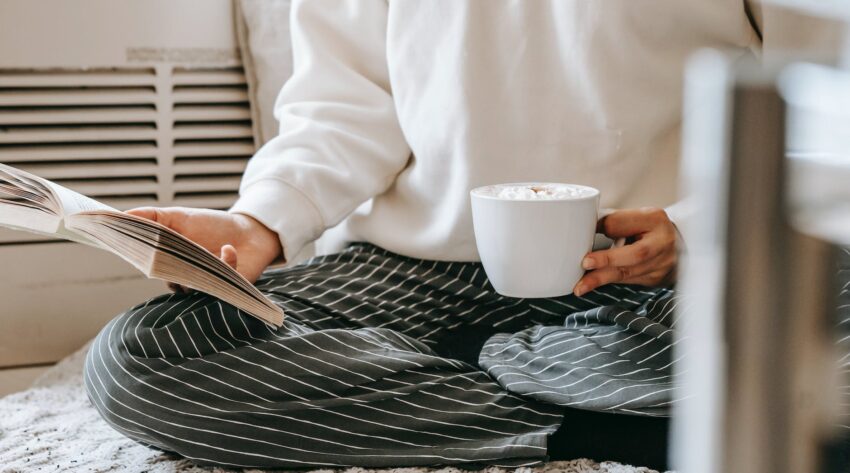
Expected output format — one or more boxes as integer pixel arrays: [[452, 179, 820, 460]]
[[833, 246, 850, 447], [84, 243, 850, 468]]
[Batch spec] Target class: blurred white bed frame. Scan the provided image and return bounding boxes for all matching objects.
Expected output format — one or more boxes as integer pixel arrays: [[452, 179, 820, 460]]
[[0, 0, 255, 375], [673, 2, 850, 471]]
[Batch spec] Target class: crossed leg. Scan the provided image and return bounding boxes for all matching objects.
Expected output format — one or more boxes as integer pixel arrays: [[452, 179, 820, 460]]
[[85, 243, 679, 468]]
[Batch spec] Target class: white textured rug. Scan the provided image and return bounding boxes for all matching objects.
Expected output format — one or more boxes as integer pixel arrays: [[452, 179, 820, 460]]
[[0, 345, 660, 473]]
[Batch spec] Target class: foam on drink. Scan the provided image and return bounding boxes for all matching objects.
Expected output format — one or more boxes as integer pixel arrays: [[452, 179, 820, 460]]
[[494, 184, 593, 200]]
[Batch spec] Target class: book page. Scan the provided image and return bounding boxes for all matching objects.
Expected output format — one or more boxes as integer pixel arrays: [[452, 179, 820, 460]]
[[0, 204, 62, 236], [0, 164, 113, 246], [0, 167, 53, 207], [47, 181, 116, 215], [0, 165, 60, 235]]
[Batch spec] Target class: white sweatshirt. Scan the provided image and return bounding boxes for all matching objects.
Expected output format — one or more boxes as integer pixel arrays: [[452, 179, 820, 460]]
[[230, 0, 842, 262]]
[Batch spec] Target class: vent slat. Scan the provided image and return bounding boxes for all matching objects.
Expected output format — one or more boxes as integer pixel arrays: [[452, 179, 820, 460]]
[[173, 175, 242, 193], [97, 196, 159, 210], [171, 68, 246, 86], [0, 89, 157, 107], [15, 161, 158, 180], [172, 105, 251, 122], [0, 126, 158, 144], [171, 123, 253, 140], [0, 70, 157, 88], [174, 157, 249, 174], [0, 108, 158, 125], [172, 192, 240, 209], [0, 144, 157, 162], [173, 142, 255, 157], [172, 88, 249, 104], [57, 178, 160, 197]]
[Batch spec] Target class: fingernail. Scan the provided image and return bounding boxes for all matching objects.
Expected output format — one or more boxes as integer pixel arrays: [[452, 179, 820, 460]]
[[574, 284, 586, 297], [582, 257, 595, 270]]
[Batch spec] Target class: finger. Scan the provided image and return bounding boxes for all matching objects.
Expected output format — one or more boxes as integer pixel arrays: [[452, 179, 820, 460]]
[[597, 207, 668, 238], [575, 250, 675, 296], [574, 265, 637, 296], [220, 244, 238, 270], [127, 207, 176, 228], [582, 238, 662, 270], [126, 207, 158, 220]]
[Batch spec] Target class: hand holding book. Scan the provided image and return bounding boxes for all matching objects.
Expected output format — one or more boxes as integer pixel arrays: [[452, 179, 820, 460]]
[[125, 207, 282, 285], [0, 163, 285, 327]]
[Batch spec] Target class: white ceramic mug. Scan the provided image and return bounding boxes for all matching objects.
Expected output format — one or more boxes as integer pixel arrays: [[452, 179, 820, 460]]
[[470, 182, 600, 298]]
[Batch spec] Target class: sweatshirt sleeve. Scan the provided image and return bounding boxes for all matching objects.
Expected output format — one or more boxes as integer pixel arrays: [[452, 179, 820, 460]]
[[230, 0, 411, 261]]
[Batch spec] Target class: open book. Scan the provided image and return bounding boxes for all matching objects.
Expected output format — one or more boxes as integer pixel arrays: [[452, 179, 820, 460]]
[[0, 163, 283, 327]]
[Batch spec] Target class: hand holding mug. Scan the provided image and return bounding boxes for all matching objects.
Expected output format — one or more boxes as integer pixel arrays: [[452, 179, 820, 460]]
[[470, 184, 678, 299], [573, 207, 678, 296]]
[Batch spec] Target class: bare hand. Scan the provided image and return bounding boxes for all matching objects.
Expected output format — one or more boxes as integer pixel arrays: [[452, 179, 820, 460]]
[[126, 207, 281, 285], [573, 207, 678, 296]]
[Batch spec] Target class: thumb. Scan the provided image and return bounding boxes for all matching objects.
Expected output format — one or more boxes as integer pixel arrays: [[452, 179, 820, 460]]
[[126, 207, 157, 220], [220, 244, 238, 271], [127, 207, 180, 230]]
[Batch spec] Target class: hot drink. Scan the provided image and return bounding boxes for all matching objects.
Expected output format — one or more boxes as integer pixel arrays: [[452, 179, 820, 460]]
[[485, 183, 597, 200], [470, 182, 600, 298]]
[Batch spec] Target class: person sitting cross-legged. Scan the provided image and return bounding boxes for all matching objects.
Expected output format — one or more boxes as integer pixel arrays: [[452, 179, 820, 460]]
[[84, 1, 847, 470]]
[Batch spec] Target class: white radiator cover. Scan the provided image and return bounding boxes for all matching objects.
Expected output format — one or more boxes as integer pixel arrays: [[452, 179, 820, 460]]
[[0, 0, 256, 367]]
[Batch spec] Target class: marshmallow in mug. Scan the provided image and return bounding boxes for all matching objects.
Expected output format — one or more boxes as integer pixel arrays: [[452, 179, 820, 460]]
[[491, 184, 596, 200]]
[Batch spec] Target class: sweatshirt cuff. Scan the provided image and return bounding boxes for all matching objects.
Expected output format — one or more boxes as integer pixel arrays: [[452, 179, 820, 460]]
[[664, 201, 691, 255], [663, 200, 688, 230], [229, 179, 325, 262]]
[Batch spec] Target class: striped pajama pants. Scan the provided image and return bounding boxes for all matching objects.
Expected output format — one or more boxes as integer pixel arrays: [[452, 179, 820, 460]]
[[83, 243, 699, 468]]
